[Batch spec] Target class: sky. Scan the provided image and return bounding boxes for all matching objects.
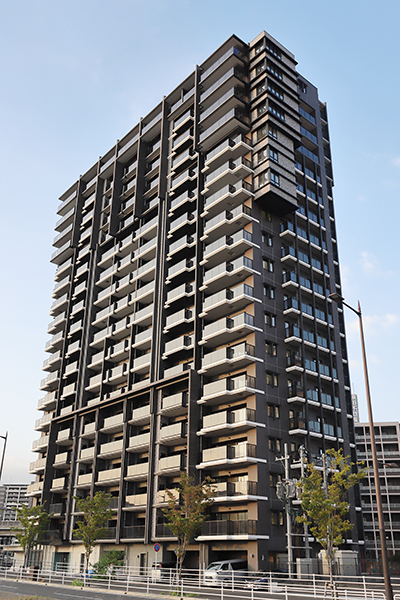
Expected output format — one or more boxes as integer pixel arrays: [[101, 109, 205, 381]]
[[1, 0, 399, 484]]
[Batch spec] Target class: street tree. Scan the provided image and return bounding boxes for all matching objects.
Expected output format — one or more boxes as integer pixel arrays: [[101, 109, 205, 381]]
[[12, 503, 50, 568], [73, 491, 113, 574], [163, 473, 214, 578], [297, 448, 365, 591]]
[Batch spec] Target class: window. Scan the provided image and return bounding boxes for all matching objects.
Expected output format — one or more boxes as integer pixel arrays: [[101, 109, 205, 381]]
[[255, 61, 266, 76], [257, 102, 267, 117], [264, 312, 276, 327], [268, 404, 280, 419], [265, 341, 277, 356], [269, 102, 285, 121], [256, 81, 266, 96], [270, 171, 280, 186], [263, 258, 274, 272], [256, 148, 268, 165], [256, 171, 268, 189], [265, 41, 281, 60], [267, 81, 284, 100], [269, 148, 278, 163], [266, 60, 283, 80], [270, 473, 282, 488], [269, 125, 278, 140], [264, 285, 275, 299], [271, 511, 284, 526], [254, 41, 264, 55], [262, 232, 273, 246], [269, 438, 281, 452], [298, 80, 308, 93], [266, 372, 278, 387], [257, 124, 268, 141], [261, 210, 272, 221]]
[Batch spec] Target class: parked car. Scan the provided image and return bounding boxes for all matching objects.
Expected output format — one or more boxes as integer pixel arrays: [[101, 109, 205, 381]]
[[204, 559, 247, 586]]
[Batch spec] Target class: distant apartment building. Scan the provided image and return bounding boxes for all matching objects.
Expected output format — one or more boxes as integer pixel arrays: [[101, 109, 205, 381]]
[[356, 422, 400, 559], [0, 484, 30, 548], [29, 30, 360, 571], [352, 393, 360, 424]]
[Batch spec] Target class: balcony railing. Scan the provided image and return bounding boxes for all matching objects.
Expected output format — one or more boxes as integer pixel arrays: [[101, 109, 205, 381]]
[[201, 519, 257, 536], [121, 525, 145, 539]]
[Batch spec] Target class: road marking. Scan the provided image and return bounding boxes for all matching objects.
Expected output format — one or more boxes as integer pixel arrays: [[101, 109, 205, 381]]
[[0, 585, 19, 589]]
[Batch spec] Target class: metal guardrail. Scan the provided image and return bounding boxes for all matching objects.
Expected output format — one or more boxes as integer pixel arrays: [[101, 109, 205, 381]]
[[1, 565, 399, 599]]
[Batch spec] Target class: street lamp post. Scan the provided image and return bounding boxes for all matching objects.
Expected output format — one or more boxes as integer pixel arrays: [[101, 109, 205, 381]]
[[329, 293, 393, 600], [0, 432, 7, 482]]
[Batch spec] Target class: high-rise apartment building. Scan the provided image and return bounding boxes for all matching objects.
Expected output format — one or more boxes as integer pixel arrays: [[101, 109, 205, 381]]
[[0, 484, 30, 548], [356, 422, 400, 560], [29, 30, 361, 571]]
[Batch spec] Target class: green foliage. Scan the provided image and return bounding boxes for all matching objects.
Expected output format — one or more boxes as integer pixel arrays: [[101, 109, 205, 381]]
[[163, 473, 214, 577], [73, 491, 113, 573], [297, 448, 365, 586], [93, 549, 125, 575], [72, 579, 84, 587], [11, 504, 50, 567]]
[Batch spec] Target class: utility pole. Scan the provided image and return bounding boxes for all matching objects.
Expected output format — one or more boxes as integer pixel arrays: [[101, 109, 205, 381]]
[[0, 432, 8, 482], [277, 444, 295, 576], [299, 445, 311, 559]]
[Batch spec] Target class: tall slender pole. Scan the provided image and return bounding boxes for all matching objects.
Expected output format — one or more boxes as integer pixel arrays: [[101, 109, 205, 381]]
[[284, 443, 293, 577], [357, 302, 393, 600], [0, 432, 8, 482], [300, 446, 311, 559]]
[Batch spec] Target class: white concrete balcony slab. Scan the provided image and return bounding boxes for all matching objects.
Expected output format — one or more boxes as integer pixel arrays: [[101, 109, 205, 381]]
[[81, 422, 96, 439], [29, 457, 47, 474], [125, 462, 149, 481], [158, 454, 185, 475], [129, 404, 151, 425], [79, 446, 95, 462], [124, 493, 147, 510], [26, 481, 43, 497], [99, 439, 123, 459], [77, 473, 93, 488], [56, 429, 72, 446], [159, 422, 187, 446], [127, 432, 150, 452], [50, 476, 66, 492], [54, 452, 70, 469], [96, 467, 122, 486], [161, 392, 188, 416], [101, 413, 124, 433]]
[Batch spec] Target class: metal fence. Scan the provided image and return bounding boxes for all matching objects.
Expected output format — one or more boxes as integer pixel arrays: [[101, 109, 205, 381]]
[[2, 564, 400, 599]]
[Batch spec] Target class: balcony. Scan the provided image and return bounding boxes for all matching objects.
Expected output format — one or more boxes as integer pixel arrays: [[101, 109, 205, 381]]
[[203, 255, 256, 293], [35, 412, 54, 432], [203, 203, 253, 243], [161, 392, 188, 416], [37, 391, 57, 411], [133, 327, 153, 349], [56, 429, 72, 446], [199, 408, 257, 436], [99, 439, 123, 459], [287, 384, 305, 404], [32, 435, 49, 452], [77, 473, 93, 488], [104, 363, 128, 385], [155, 524, 176, 538], [50, 476, 67, 492], [125, 462, 149, 481], [96, 467, 122, 485], [197, 519, 257, 540], [200, 374, 258, 405], [163, 362, 193, 379], [129, 404, 151, 425], [203, 181, 253, 218], [131, 352, 151, 374], [82, 422, 96, 439], [54, 452, 70, 469], [204, 157, 252, 194], [200, 342, 256, 375], [164, 308, 193, 333], [202, 311, 255, 346], [124, 493, 147, 510], [198, 443, 258, 469], [156, 488, 180, 504], [203, 230, 254, 269], [127, 432, 150, 452], [159, 421, 187, 445], [165, 282, 194, 307], [201, 283, 255, 320], [167, 257, 194, 281], [158, 453, 185, 475], [29, 457, 47, 474], [199, 107, 250, 152], [101, 413, 124, 433], [120, 525, 145, 539], [212, 480, 260, 501], [163, 335, 193, 358], [79, 446, 95, 462], [26, 481, 44, 497]]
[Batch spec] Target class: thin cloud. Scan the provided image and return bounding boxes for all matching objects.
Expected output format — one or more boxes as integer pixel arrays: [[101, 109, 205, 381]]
[[359, 251, 379, 275], [391, 156, 400, 168], [346, 314, 400, 336]]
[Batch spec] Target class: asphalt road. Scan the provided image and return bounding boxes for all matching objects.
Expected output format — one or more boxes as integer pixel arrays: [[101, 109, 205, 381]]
[[0, 579, 147, 600]]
